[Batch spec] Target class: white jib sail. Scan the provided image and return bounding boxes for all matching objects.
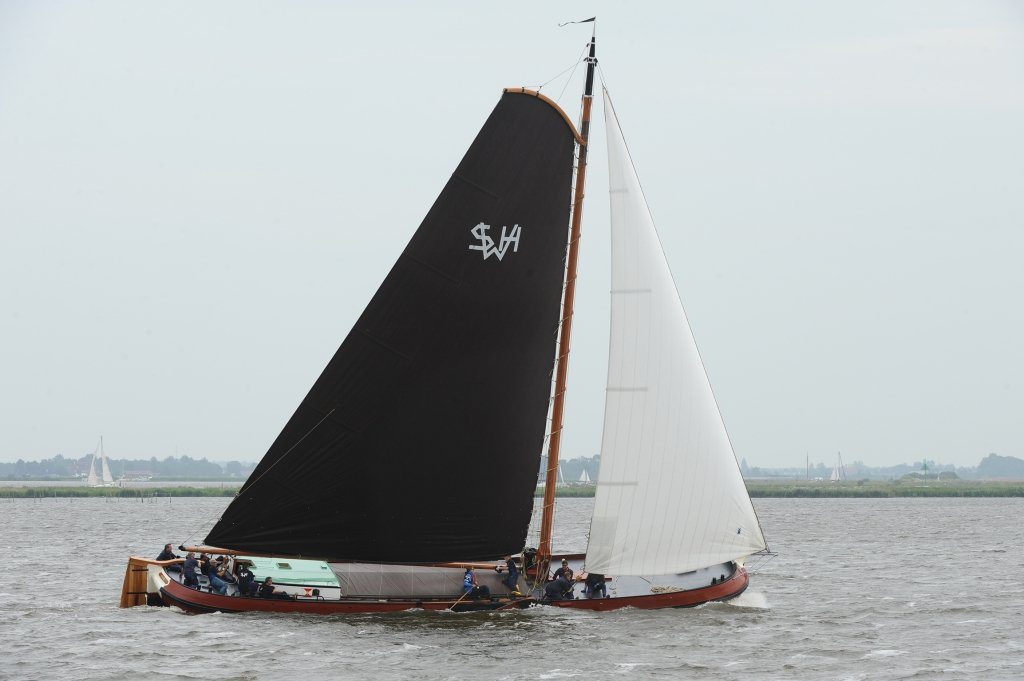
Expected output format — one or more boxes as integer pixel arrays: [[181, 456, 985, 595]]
[[86, 454, 99, 486], [100, 437, 114, 484], [585, 89, 766, 576]]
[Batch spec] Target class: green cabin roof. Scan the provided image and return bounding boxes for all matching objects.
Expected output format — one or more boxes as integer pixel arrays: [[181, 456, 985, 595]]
[[244, 557, 339, 586]]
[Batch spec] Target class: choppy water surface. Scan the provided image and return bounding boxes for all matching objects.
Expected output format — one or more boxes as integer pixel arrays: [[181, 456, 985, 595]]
[[2, 496, 1021, 680]]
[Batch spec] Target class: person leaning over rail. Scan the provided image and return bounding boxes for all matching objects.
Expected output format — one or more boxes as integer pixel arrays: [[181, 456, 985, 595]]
[[543, 574, 573, 602], [495, 555, 521, 596]]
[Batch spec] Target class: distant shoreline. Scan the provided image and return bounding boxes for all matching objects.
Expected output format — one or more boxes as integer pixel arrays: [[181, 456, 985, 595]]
[[534, 480, 1024, 498], [0, 486, 237, 498], [744, 479, 1024, 497], [2, 480, 1022, 498]]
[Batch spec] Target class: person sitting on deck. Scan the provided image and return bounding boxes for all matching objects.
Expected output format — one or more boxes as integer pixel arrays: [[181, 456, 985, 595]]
[[182, 552, 201, 589], [195, 554, 220, 591], [236, 563, 257, 597], [258, 577, 294, 600], [207, 570, 228, 595], [209, 559, 235, 596], [463, 568, 491, 600], [495, 555, 521, 596], [198, 553, 213, 579], [584, 572, 607, 599]]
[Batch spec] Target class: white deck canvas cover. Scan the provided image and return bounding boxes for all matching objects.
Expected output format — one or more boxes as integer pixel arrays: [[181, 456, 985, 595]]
[[328, 563, 511, 598]]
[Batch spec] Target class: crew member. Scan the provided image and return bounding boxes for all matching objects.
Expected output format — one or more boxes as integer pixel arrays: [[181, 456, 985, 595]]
[[463, 568, 491, 600]]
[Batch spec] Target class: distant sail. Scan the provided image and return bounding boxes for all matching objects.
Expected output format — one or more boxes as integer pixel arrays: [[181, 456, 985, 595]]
[[86, 453, 99, 486], [830, 452, 845, 481], [579, 468, 591, 483], [206, 91, 578, 562], [100, 437, 113, 484], [585, 89, 766, 576]]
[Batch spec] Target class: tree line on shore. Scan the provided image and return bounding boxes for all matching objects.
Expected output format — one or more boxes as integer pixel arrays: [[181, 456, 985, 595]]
[[4, 451, 1022, 483], [0, 453, 256, 481], [3, 478, 1023, 498], [741, 453, 1024, 481]]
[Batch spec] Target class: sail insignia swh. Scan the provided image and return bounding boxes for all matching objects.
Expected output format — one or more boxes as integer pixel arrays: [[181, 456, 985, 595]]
[[469, 222, 522, 261]]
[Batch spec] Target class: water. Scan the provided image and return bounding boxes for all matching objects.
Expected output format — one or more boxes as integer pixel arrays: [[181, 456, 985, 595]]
[[2, 497, 1021, 680]]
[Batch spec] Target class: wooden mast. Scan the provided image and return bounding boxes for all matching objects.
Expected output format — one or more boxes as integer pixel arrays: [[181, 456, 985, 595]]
[[538, 34, 597, 567]]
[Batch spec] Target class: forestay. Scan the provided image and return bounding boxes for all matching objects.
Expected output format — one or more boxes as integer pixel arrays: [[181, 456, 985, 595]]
[[585, 89, 766, 576]]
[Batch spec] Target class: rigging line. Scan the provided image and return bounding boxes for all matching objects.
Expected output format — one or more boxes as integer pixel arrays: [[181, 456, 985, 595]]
[[238, 407, 338, 496], [554, 45, 588, 105], [536, 45, 588, 91], [181, 501, 235, 547], [597, 61, 609, 87], [179, 407, 337, 546]]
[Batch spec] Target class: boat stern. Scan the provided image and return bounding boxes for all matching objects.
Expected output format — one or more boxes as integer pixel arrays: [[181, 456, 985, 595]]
[[119, 556, 178, 607]]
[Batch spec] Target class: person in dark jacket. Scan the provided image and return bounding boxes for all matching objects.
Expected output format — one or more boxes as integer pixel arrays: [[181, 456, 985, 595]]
[[496, 556, 521, 595], [543, 575, 572, 601], [258, 577, 293, 600], [236, 564, 257, 597], [182, 552, 200, 589], [552, 558, 574, 582], [198, 554, 214, 578], [584, 572, 607, 599], [156, 544, 177, 561], [157, 544, 182, 573]]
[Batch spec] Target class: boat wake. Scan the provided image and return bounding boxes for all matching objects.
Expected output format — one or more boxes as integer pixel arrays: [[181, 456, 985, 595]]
[[726, 590, 770, 610]]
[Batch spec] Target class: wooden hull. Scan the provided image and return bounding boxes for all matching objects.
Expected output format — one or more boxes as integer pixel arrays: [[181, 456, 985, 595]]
[[124, 555, 751, 615], [156, 566, 747, 615], [544, 565, 749, 611], [158, 576, 531, 615]]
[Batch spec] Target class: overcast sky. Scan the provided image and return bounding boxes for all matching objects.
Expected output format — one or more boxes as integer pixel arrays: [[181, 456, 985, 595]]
[[1, 1, 1021, 467]]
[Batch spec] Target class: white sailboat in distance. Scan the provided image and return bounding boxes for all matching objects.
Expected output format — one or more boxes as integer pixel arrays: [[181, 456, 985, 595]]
[[87, 437, 116, 487]]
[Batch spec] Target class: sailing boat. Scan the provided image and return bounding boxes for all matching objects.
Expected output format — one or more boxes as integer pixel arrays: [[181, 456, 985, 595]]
[[577, 468, 591, 484], [830, 452, 846, 482], [99, 437, 114, 485], [85, 452, 99, 487], [121, 33, 767, 614], [86, 436, 115, 487]]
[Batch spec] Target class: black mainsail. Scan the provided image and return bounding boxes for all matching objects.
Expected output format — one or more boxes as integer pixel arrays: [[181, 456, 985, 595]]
[[205, 91, 578, 562]]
